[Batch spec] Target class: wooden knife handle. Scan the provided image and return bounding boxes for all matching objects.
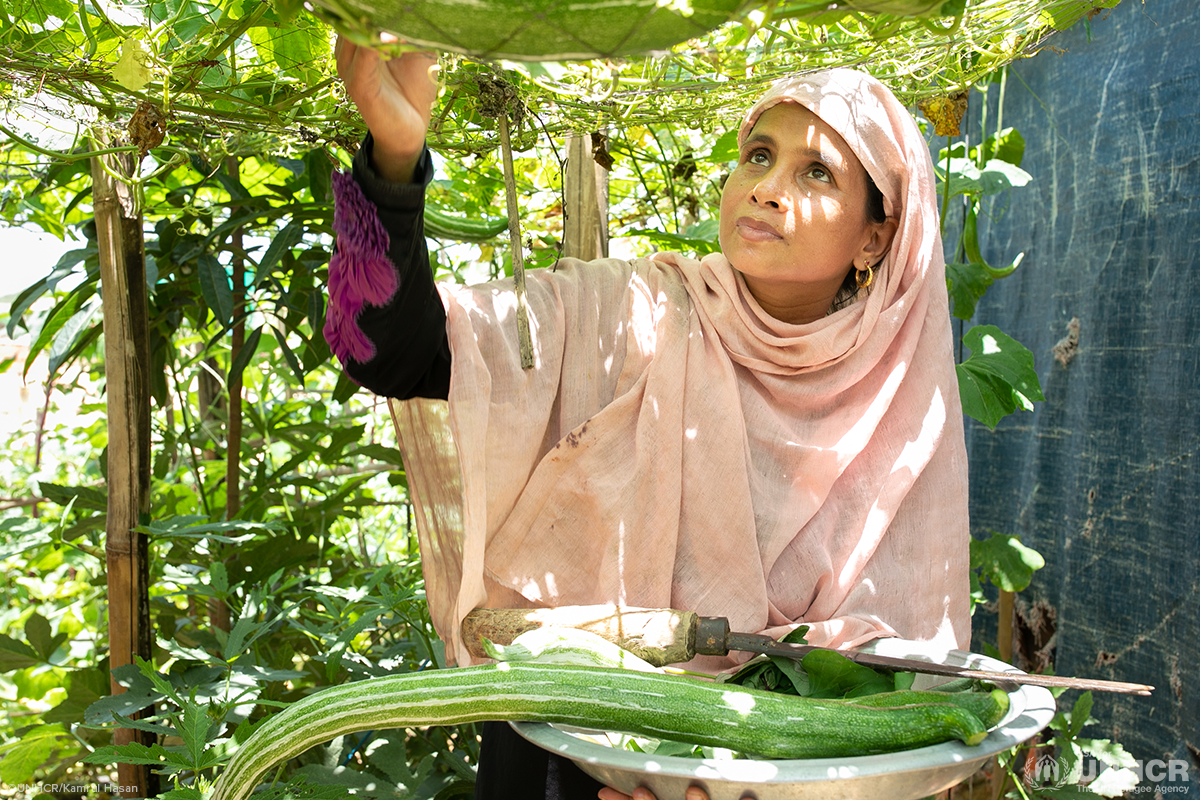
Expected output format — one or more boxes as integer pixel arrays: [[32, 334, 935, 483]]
[[461, 605, 700, 666]]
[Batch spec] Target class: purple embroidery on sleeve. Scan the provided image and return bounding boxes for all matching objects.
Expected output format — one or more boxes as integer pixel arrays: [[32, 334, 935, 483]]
[[323, 169, 399, 364]]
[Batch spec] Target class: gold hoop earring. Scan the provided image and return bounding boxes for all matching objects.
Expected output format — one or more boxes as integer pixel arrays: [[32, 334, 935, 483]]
[[855, 262, 874, 289]]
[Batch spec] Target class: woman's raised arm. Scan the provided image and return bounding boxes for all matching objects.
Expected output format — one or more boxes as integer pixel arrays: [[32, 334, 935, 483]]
[[334, 36, 439, 184]]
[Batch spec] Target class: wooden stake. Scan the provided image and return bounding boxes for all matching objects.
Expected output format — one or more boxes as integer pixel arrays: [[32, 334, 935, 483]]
[[564, 134, 606, 261], [496, 114, 534, 370], [91, 138, 157, 800], [998, 589, 1014, 664]]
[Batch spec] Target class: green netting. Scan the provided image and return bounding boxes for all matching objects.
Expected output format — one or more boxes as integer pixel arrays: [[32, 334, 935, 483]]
[[0, 0, 1120, 160], [322, 0, 746, 61]]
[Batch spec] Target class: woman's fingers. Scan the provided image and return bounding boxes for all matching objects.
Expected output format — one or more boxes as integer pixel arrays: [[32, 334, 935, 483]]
[[596, 788, 711, 800], [596, 786, 749, 800]]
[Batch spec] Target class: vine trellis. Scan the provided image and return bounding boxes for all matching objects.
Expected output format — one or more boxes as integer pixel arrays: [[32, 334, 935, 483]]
[[0, 0, 1118, 169]]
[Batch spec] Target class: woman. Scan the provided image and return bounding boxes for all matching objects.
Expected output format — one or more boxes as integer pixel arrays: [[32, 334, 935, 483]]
[[331, 40, 971, 800]]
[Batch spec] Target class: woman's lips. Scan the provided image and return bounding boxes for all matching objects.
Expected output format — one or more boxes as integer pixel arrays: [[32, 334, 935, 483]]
[[735, 216, 784, 242]]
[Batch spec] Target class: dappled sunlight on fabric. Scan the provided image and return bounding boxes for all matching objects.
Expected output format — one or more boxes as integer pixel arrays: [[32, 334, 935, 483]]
[[890, 385, 945, 477], [833, 358, 907, 464]]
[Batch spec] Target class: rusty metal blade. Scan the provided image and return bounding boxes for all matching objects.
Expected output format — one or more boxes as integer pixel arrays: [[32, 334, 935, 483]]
[[723, 632, 1154, 696]]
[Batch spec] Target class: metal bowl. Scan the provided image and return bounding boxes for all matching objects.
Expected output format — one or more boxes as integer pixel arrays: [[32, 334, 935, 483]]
[[511, 638, 1054, 800]]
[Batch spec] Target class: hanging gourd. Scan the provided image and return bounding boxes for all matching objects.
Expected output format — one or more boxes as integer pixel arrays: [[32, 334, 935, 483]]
[[314, 0, 750, 61]]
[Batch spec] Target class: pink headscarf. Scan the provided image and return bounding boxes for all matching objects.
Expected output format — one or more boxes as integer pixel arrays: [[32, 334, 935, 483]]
[[392, 69, 971, 669]]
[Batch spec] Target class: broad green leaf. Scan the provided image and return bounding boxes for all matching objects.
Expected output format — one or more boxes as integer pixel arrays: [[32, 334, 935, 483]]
[[957, 325, 1044, 428], [84, 673, 163, 725], [0, 633, 43, 671], [113, 37, 153, 91], [42, 668, 110, 724], [24, 613, 64, 660], [970, 531, 1045, 593], [705, 129, 739, 163], [1084, 767, 1140, 798], [935, 158, 1032, 198], [1078, 737, 1138, 770], [977, 127, 1025, 167], [976, 159, 1032, 194], [159, 789, 206, 800], [946, 254, 1021, 320], [0, 725, 75, 783], [627, 224, 720, 256], [799, 648, 896, 698], [199, 253, 235, 325], [38, 482, 107, 511]]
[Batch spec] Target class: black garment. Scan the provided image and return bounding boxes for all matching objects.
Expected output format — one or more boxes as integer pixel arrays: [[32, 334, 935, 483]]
[[346, 142, 605, 800], [345, 136, 452, 400], [475, 722, 607, 800]]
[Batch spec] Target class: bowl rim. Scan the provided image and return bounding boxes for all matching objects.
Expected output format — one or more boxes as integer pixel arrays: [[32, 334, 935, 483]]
[[511, 637, 1056, 785]]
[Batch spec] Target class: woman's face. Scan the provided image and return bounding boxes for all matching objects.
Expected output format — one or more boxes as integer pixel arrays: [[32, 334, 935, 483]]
[[718, 102, 896, 324]]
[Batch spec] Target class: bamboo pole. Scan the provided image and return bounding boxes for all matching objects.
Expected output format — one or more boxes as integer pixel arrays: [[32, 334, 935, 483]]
[[563, 134, 607, 261], [496, 115, 534, 369], [91, 140, 156, 799]]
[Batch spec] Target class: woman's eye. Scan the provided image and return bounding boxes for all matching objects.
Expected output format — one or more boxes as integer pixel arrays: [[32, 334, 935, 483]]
[[808, 165, 831, 182], [747, 149, 770, 165]]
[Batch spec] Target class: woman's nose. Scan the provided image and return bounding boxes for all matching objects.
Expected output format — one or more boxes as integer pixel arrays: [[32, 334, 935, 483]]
[[750, 170, 786, 209]]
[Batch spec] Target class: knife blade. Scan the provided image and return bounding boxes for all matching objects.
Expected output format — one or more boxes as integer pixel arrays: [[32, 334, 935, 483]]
[[461, 606, 1154, 696]]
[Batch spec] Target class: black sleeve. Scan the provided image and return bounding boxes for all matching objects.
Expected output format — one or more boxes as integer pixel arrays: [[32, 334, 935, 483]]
[[342, 135, 452, 401]]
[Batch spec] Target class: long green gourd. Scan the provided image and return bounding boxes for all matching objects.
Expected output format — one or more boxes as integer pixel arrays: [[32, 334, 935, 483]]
[[424, 207, 509, 242], [211, 661, 998, 800]]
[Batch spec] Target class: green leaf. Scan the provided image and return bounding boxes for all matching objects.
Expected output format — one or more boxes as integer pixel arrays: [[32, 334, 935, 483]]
[[23, 283, 96, 380], [178, 701, 216, 767], [0, 633, 42, 671], [935, 157, 1032, 198], [1078, 737, 1137, 771], [1069, 691, 1094, 739], [25, 613, 66, 660], [1084, 767, 1139, 798], [969, 531, 1045, 593], [332, 371, 359, 403], [946, 255, 1021, 320], [976, 127, 1025, 167], [38, 482, 107, 511], [0, 725, 75, 783], [43, 668, 111, 725], [84, 741, 195, 771], [112, 37, 153, 91], [799, 648, 896, 698], [199, 253, 235, 325], [627, 224, 720, 256], [6, 250, 93, 339], [304, 149, 332, 202], [957, 325, 1044, 428], [273, 325, 306, 383], [228, 324, 263, 384], [705, 129, 739, 163], [0, 517, 56, 559], [256, 220, 305, 281], [138, 517, 283, 541]]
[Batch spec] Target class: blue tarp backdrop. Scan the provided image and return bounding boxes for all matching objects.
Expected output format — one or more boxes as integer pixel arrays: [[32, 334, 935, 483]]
[[958, 0, 1198, 792]]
